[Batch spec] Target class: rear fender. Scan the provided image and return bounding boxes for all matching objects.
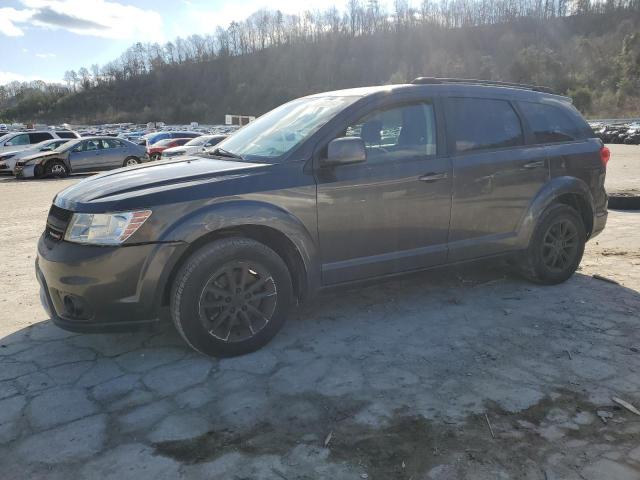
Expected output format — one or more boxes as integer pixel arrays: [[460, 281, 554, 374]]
[[516, 176, 594, 248]]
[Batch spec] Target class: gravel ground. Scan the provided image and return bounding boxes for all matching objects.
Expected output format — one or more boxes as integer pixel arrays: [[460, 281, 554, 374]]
[[0, 146, 638, 479]]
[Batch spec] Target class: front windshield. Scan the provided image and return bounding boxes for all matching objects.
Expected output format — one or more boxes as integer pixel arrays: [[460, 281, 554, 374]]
[[54, 139, 79, 152], [217, 95, 359, 161], [153, 138, 175, 147], [185, 136, 208, 146]]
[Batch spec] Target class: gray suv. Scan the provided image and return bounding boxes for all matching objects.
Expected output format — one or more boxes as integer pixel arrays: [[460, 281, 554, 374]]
[[37, 78, 608, 357]]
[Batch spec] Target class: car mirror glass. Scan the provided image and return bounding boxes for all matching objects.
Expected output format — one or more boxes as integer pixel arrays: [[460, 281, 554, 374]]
[[321, 137, 367, 167]]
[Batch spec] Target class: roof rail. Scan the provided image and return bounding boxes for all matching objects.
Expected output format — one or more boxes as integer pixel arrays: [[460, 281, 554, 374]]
[[411, 77, 557, 95]]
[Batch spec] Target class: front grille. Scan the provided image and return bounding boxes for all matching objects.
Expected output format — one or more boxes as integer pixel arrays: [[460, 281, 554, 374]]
[[46, 204, 73, 242]]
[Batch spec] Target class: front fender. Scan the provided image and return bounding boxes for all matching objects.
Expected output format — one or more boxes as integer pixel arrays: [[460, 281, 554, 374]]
[[516, 176, 594, 248], [158, 199, 321, 296]]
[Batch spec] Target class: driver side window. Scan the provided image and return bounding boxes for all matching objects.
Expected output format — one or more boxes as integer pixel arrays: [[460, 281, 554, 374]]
[[342, 102, 437, 163]]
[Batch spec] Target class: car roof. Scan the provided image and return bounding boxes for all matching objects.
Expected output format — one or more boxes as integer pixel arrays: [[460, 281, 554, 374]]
[[306, 82, 570, 103]]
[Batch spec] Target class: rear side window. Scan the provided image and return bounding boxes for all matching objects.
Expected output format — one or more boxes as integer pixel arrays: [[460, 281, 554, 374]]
[[448, 98, 523, 153], [56, 131, 77, 139], [29, 132, 53, 143], [106, 139, 124, 148], [518, 101, 586, 144]]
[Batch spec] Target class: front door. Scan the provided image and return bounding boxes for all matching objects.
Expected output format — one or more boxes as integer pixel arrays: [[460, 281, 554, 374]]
[[315, 100, 452, 284], [68, 139, 105, 171]]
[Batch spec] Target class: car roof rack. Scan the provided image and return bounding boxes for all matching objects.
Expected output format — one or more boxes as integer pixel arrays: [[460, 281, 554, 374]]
[[411, 77, 557, 95]]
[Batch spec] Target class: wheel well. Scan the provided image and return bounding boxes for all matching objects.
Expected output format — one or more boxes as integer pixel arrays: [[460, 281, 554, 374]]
[[161, 225, 308, 307], [556, 193, 593, 237]]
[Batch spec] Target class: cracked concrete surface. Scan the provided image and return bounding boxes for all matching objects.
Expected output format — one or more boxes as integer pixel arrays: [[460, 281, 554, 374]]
[[0, 146, 639, 479]]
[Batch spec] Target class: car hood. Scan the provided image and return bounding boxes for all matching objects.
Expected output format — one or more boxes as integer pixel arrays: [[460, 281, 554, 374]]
[[19, 151, 63, 164], [54, 155, 271, 211], [0, 148, 27, 159]]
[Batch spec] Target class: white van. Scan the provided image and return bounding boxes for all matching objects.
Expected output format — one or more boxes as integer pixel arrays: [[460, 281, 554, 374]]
[[0, 130, 80, 154]]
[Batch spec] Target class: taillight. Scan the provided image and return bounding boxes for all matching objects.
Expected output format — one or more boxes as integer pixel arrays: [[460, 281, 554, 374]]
[[600, 146, 610, 168]]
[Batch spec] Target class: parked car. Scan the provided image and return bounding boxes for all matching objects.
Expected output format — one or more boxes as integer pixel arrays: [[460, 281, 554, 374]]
[[148, 138, 192, 160], [162, 134, 227, 159], [36, 78, 608, 357], [0, 130, 79, 154], [138, 131, 200, 147], [15, 136, 148, 179], [0, 139, 72, 174]]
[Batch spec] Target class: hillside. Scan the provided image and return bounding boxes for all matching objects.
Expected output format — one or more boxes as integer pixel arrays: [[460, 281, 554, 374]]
[[2, 4, 640, 123]]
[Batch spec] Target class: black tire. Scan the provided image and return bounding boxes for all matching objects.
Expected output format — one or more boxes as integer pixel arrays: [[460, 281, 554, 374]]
[[517, 204, 586, 285], [170, 237, 293, 357], [45, 160, 69, 178], [123, 156, 140, 167], [33, 164, 45, 179]]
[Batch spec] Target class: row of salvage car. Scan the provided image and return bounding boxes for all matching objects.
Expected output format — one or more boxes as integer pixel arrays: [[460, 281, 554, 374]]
[[0, 130, 228, 179], [590, 121, 640, 144]]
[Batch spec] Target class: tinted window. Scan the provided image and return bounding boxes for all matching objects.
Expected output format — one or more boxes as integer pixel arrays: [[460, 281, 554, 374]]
[[448, 98, 523, 153], [56, 131, 77, 139], [106, 139, 123, 148], [343, 102, 437, 162], [172, 132, 199, 138], [5, 134, 29, 146], [519, 101, 585, 144], [30, 132, 54, 143], [205, 137, 225, 147]]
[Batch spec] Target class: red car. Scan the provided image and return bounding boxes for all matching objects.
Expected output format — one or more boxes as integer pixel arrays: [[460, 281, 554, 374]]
[[147, 138, 192, 160]]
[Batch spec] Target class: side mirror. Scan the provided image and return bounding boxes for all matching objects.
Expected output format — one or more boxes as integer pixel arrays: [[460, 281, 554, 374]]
[[322, 137, 366, 166]]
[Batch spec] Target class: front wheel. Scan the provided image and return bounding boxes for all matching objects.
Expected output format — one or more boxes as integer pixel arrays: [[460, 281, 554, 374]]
[[170, 237, 293, 357], [123, 157, 140, 167], [46, 160, 69, 178], [517, 204, 586, 285]]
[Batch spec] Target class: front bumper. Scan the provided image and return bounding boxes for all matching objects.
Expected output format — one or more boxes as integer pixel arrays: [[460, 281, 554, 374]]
[[14, 163, 36, 178], [37, 234, 187, 332]]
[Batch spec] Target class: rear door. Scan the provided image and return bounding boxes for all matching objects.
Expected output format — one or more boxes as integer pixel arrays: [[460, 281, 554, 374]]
[[445, 97, 549, 261], [315, 98, 452, 284], [101, 139, 126, 168]]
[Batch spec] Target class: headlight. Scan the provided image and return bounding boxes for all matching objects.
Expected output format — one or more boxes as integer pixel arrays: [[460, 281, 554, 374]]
[[65, 210, 152, 245]]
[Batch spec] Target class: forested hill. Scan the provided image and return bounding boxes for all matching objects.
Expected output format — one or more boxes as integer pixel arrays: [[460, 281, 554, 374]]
[[2, 1, 640, 124]]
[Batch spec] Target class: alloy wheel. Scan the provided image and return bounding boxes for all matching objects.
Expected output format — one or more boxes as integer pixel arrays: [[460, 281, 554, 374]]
[[51, 164, 66, 176], [541, 219, 578, 272], [198, 261, 277, 342]]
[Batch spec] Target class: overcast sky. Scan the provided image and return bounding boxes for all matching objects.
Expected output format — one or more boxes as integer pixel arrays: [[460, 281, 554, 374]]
[[0, 0, 352, 85]]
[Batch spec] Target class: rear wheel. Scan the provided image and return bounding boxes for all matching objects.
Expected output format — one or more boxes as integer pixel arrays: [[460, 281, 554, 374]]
[[123, 157, 140, 167], [46, 160, 69, 178], [170, 237, 293, 357], [518, 203, 586, 285]]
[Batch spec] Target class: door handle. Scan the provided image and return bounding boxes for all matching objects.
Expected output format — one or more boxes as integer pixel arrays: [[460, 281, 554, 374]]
[[523, 161, 545, 169], [418, 172, 448, 183]]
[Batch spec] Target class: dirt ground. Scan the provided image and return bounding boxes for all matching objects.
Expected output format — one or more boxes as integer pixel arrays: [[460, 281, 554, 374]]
[[0, 145, 638, 479]]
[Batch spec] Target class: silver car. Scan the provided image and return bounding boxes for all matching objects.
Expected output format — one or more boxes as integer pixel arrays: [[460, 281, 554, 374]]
[[0, 139, 72, 174], [14, 137, 149, 179]]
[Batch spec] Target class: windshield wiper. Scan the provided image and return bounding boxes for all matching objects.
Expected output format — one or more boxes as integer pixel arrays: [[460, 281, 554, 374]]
[[209, 147, 244, 160]]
